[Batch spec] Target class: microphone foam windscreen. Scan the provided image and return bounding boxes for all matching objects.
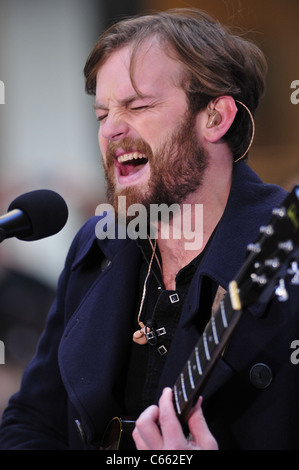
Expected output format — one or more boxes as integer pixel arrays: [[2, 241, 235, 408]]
[[8, 189, 69, 241]]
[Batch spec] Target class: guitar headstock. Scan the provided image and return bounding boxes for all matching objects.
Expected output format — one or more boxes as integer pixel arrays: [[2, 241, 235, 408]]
[[235, 185, 299, 307]]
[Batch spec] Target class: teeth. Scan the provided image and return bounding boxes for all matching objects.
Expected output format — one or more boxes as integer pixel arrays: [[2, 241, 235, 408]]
[[117, 152, 146, 163]]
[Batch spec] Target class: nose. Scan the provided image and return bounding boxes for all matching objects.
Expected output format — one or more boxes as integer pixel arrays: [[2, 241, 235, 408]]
[[100, 113, 130, 142]]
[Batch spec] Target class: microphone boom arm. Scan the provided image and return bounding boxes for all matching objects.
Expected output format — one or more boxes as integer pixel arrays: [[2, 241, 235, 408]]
[[0, 209, 31, 242]]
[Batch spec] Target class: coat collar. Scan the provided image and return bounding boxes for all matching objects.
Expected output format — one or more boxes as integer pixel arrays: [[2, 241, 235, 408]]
[[70, 216, 133, 272], [180, 161, 287, 325], [198, 161, 287, 288]]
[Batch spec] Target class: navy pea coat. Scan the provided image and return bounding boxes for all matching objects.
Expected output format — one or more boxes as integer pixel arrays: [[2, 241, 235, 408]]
[[0, 161, 299, 450]]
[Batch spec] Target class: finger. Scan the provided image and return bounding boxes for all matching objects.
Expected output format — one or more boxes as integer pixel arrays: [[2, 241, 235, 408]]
[[188, 396, 218, 450], [132, 428, 149, 450], [158, 388, 187, 449], [133, 405, 163, 450]]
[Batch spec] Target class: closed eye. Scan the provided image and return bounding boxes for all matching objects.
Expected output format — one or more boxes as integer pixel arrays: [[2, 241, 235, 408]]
[[97, 114, 108, 122], [96, 104, 151, 122], [130, 105, 149, 111]]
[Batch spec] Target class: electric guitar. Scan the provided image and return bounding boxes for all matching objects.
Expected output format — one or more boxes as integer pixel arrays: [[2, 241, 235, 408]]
[[100, 185, 299, 450]]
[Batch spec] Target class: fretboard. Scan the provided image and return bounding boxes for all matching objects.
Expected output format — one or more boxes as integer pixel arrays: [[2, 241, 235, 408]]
[[172, 282, 242, 424]]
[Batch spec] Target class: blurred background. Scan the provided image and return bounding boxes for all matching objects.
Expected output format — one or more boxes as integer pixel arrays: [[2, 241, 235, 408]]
[[0, 0, 298, 416]]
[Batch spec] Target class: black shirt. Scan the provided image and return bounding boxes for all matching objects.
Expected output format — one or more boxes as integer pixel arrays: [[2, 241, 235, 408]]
[[123, 237, 208, 417]]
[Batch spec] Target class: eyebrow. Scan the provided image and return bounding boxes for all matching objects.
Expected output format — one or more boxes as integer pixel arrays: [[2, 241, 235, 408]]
[[94, 93, 155, 110]]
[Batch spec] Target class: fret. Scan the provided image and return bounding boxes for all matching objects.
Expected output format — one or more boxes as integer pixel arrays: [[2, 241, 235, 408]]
[[220, 300, 228, 328], [173, 385, 181, 415], [211, 317, 219, 345], [203, 332, 211, 360], [180, 373, 188, 402], [195, 346, 203, 375], [188, 360, 195, 389]]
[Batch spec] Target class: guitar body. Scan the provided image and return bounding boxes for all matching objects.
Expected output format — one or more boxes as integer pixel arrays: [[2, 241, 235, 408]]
[[100, 417, 136, 450]]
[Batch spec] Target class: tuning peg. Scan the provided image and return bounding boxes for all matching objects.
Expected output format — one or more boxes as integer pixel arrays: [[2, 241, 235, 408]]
[[278, 240, 294, 253], [250, 273, 267, 285], [259, 225, 274, 236], [247, 243, 261, 254], [275, 278, 289, 302], [265, 258, 280, 270], [288, 261, 299, 285], [272, 207, 287, 218]]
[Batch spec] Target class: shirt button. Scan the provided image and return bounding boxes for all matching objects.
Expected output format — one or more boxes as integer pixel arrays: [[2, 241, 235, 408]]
[[249, 363, 273, 389], [169, 293, 180, 303]]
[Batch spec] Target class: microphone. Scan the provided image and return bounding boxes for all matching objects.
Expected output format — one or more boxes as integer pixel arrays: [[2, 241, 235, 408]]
[[0, 189, 68, 242]]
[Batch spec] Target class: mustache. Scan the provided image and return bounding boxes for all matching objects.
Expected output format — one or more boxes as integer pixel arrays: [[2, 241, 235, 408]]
[[106, 137, 153, 164]]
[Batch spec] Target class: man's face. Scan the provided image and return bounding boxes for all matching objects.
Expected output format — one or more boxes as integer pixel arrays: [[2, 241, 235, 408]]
[[94, 41, 208, 214]]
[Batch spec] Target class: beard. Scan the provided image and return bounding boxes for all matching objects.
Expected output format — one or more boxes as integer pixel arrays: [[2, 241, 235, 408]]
[[103, 109, 209, 224]]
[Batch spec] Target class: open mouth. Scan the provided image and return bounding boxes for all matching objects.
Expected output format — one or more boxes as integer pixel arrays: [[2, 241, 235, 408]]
[[115, 152, 149, 178]]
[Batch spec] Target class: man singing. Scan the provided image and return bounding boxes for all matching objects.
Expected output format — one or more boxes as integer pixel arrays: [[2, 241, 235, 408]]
[[0, 9, 298, 450]]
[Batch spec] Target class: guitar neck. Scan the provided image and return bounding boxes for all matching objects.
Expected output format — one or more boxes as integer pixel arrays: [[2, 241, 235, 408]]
[[172, 281, 243, 424]]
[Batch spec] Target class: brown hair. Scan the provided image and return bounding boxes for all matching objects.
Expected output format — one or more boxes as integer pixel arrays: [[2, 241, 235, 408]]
[[84, 8, 268, 160]]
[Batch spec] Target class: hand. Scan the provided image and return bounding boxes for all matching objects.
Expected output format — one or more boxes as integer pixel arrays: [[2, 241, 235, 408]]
[[132, 387, 218, 450]]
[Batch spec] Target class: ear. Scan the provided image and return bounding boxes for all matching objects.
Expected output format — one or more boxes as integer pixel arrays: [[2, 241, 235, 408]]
[[202, 96, 238, 143]]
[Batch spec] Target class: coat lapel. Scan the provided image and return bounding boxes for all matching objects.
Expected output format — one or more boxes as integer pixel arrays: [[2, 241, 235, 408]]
[[58, 238, 141, 444]]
